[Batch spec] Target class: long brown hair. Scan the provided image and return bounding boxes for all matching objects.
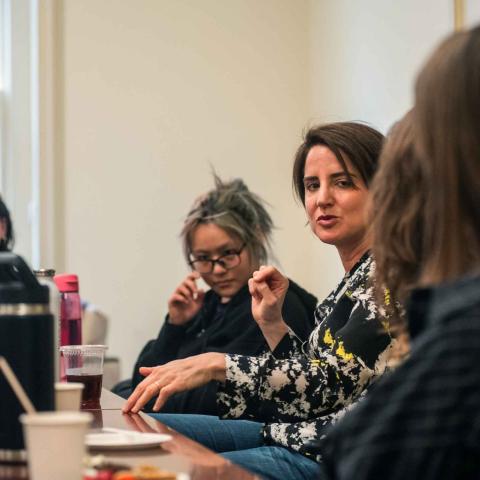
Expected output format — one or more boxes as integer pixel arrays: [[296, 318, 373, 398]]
[[371, 112, 424, 332], [415, 25, 480, 284]]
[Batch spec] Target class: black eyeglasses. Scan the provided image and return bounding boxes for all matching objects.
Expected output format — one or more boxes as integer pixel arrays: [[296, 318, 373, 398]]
[[189, 243, 246, 273]]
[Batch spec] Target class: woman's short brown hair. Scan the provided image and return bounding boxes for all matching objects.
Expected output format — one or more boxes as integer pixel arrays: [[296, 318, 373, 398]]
[[292, 122, 384, 204]]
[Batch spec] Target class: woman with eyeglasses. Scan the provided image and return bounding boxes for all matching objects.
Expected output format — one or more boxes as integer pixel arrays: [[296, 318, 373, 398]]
[[123, 123, 397, 480], [114, 175, 317, 414]]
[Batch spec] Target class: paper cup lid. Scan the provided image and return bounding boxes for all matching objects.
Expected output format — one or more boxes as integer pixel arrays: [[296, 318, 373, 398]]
[[55, 382, 84, 391], [20, 411, 92, 426], [59, 345, 108, 356]]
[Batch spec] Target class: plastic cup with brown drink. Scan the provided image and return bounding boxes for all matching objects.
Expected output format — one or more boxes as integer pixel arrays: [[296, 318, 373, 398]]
[[60, 345, 107, 409]]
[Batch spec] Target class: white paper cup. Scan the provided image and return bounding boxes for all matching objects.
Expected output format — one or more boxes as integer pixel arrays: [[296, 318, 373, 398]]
[[55, 382, 84, 411], [20, 411, 92, 480]]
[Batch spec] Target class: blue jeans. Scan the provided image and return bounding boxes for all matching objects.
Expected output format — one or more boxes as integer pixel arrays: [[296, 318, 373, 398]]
[[150, 413, 324, 480]]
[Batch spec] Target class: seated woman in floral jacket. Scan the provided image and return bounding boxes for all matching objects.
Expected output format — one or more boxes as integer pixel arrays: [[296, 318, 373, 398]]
[[123, 122, 397, 480]]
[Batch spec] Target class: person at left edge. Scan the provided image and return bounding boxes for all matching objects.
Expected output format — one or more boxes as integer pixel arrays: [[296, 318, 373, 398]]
[[0, 195, 14, 252]]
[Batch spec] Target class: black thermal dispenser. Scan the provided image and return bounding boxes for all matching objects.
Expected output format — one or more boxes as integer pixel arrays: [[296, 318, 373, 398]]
[[0, 253, 54, 462]]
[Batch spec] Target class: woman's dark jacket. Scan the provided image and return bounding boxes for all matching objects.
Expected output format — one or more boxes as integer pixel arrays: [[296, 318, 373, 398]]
[[125, 281, 317, 414]]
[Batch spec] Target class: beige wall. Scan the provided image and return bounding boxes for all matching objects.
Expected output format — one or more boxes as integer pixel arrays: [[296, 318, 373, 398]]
[[49, 0, 455, 377], [57, 0, 312, 376], [310, 0, 453, 130], [305, 0, 453, 298]]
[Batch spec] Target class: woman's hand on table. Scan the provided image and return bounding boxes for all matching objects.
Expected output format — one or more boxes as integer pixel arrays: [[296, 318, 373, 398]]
[[248, 266, 290, 350], [122, 352, 226, 414], [167, 272, 205, 325]]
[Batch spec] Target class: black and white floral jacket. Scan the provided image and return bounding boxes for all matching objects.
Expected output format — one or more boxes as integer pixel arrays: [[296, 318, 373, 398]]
[[217, 252, 395, 460]]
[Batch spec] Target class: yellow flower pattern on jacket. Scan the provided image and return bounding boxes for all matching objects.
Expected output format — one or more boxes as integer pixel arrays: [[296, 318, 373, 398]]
[[217, 253, 395, 461]]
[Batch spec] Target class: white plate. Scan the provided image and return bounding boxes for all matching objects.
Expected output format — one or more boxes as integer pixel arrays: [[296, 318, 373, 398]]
[[86, 428, 172, 450]]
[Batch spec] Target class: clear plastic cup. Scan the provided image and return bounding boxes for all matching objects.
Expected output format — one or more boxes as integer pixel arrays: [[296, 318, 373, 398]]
[[59, 345, 107, 409]]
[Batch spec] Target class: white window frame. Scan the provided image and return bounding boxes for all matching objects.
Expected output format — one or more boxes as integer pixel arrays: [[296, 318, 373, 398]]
[[0, 0, 38, 265], [0, 0, 57, 270]]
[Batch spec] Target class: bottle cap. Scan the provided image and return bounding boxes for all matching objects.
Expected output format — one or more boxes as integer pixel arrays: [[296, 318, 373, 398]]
[[33, 269, 56, 278], [54, 274, 79, 293]]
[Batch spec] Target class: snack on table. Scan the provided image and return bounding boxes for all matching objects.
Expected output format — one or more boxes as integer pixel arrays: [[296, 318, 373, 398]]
[[112, 472, 136, 480], [84, 464, 177, 480], [113, 465, 177, 480]]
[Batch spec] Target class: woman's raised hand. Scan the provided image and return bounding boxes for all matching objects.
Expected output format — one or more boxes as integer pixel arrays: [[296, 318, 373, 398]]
[[248, 266, 289, 349], [122, 352, 226, 414], [167, 272, 205, 325]]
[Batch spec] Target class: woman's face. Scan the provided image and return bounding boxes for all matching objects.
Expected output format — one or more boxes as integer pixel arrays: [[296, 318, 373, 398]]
[[303, 145, 370, 253], [189, 223, 257, 301]]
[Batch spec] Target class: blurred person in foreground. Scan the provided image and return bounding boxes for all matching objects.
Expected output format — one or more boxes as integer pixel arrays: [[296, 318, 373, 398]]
[[321, 25, 480, 480], [123, 123, 397, 480], [114, 175, 317, 414]]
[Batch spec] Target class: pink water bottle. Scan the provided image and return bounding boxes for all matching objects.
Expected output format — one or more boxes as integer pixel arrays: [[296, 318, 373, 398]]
[[54, 274, 82, 346]]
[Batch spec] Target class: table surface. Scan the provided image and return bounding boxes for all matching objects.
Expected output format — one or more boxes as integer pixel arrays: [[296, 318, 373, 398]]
[[0, 389, 257, 480]]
